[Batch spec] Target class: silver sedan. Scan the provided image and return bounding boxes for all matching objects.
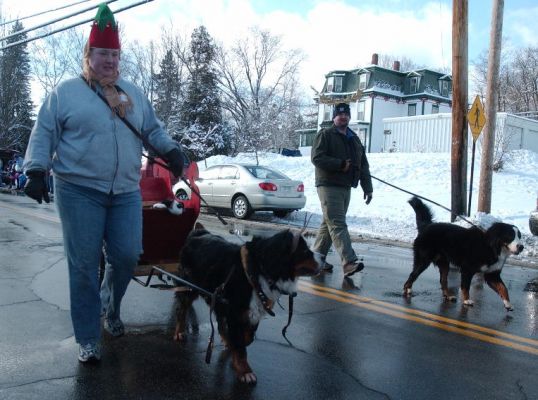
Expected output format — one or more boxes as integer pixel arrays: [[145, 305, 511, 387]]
[[172, 163, 306, 219]]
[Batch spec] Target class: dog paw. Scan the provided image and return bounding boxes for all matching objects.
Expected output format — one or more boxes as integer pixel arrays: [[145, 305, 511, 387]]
[[239, 372, 257, 384], [446, 295, 457, 302], [403, 288, 412, 297], [463, 299, 474, 307], [503, 301, 514, 311], [173, 331, 186, 341]]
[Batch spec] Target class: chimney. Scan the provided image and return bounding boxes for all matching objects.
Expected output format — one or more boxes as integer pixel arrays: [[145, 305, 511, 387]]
[[393, 60, 401, 71], [371, 53, 378, 65]]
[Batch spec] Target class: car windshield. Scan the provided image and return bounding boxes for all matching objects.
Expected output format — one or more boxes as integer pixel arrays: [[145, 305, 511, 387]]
[[245, 166, 287, 180]]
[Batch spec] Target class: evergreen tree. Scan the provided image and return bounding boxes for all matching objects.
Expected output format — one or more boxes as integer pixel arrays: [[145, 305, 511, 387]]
[[153, 49, 181, 128], [0, 21, 34, 152], [179, 26, 231, 161]]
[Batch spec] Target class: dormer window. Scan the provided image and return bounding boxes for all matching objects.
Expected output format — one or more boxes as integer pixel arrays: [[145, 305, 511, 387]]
[[410, 76, 420, 93], [327, 75, 343, 92], [359, 72, 370, 90], [439, 80, 450, 97]]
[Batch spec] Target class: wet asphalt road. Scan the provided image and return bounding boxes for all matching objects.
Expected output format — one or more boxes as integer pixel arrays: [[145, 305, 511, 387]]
[[1, 193, 537, 400]]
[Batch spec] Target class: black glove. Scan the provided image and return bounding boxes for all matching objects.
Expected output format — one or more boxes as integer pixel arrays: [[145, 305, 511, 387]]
[[24, 170, 50, 204], [164, 148, 184, 178], [364, 192, 372, 205]]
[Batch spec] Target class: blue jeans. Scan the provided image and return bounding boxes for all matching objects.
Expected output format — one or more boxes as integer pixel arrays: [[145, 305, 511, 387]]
[[55, 178, 142, 345]]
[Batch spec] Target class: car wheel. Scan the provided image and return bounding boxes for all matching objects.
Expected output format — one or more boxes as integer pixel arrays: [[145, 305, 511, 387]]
[[273, 210, 290, 218], [232, 195, 253, 219], [175, 189, 189, 200]]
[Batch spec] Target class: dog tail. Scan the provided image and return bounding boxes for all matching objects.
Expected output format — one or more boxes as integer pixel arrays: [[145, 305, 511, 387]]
[[408, 196, 433, 233]]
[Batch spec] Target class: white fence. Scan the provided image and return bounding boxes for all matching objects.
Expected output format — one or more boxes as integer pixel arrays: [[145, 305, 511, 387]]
[[382, 113, 538, 153]]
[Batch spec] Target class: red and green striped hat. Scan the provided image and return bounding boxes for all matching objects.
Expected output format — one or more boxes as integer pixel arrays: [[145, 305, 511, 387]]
[[88, 3, 120, 49]]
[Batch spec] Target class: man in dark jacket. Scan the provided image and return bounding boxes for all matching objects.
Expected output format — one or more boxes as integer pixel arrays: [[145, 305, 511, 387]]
[[311, 102, 373, 277]]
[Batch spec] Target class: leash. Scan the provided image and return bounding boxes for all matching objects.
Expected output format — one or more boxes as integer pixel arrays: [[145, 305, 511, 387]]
[[205, 263, 236, 364], [80, 76, 228, 226], [281, 292, 297, 346], [369, 173, 477, 227]]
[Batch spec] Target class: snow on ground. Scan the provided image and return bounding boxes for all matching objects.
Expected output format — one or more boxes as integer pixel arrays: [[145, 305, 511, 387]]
[[199, 149, 538, 262]]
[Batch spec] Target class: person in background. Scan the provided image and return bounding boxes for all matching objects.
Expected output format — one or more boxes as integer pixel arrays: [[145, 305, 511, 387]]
[[23, 4, 184, 363], [311, 102, 373, 278]]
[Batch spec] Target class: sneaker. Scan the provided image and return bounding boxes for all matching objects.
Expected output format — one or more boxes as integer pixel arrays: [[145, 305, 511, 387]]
[[343, 261, 364, 277], [104, 318, 125, 337], [78, 342, 101, 363]]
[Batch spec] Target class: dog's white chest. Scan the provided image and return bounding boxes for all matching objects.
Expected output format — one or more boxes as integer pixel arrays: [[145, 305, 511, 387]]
[[480, 253, 508, 273]]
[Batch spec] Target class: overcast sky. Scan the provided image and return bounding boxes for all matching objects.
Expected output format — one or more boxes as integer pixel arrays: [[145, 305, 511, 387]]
[[2, 0, 538, 96]]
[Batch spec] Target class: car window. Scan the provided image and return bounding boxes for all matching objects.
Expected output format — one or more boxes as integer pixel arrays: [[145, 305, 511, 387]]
[[246, 166, 287, 180], [201, 166, 220, 179], [219, 166, 239, 180]]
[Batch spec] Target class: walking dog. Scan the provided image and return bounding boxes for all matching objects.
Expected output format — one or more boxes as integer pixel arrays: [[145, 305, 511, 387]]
[[403, 197, 523, 310], [174, 223, 320, 384]]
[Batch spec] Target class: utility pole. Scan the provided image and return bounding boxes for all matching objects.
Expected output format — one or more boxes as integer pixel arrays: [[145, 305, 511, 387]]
[[451, 0, 468, 221], [478, 0, 504, 213]]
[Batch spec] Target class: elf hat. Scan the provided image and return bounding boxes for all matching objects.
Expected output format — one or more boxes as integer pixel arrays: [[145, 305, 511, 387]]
[[88, 3, 120, 49]]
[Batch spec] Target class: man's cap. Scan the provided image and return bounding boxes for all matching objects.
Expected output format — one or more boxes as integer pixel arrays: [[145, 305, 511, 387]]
[[333, 102, 350, 118], [88, 3, 120, 50]]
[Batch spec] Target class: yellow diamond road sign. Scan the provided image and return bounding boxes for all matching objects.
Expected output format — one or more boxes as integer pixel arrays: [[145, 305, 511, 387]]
[[468, 95, 486, 141]]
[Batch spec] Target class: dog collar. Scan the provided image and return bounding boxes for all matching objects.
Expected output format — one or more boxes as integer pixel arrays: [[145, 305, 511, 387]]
[[240, 245, 275, 317]]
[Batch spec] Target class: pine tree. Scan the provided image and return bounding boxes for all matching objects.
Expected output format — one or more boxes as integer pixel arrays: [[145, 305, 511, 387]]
[[179, 26, 231, 161], [153, 49, 181, 128], [0, 21, 34, 152]]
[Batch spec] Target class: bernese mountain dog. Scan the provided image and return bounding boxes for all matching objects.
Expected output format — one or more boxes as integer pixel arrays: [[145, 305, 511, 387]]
[[174, 223, 320, 384], [403, 196, 524, 311]]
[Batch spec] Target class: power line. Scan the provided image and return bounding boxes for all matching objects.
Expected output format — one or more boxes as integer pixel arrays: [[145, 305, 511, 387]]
[[0, 0, 93, 27], [0, 0, 154, 51], [1, 0, 118, 42]]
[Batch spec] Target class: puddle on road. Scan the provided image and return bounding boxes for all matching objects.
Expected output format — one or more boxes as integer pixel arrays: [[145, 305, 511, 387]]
[[524, 278, 538, 292]]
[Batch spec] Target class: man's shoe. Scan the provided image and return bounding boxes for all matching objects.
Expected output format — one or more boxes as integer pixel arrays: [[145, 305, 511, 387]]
[[78, 342, 101, 363], [104, 318, 125, 337], [343, 261, 364, 277]]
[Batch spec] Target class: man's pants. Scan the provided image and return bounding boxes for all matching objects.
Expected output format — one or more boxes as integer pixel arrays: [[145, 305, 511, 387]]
[[312, 185, 357, 266], [55, 179, 142, 345]]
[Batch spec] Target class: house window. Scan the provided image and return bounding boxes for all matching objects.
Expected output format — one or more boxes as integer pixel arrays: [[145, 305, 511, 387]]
[[327, 76, 343, 92], [408, 103, 417, 116], [432, 104, 439, 114], [359, 73, 370, 90], [323, 104, 331, 120], [334, 76, 343, 92], [410, 77, 419, 93], [439, 80, 450, 97], [357, 101, 365, 120], [327, 76, 334, 92]]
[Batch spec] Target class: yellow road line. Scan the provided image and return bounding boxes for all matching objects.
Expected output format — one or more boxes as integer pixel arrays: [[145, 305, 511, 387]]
[[299, 281, 538, 356]]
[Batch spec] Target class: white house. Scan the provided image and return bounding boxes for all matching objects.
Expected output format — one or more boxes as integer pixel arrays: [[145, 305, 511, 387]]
[[302, 53, 453, 152]]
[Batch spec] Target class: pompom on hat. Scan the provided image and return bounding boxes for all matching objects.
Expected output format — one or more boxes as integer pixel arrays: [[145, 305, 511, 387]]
[[88, 3, 120, 49]]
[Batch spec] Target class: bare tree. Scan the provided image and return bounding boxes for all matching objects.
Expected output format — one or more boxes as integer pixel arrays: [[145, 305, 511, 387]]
[[472, 46, 538, 115], [121, 40, 158, 100], [30, 27, 85, 99], [215, 27, 304, 158], [376, 54, 423, 71]]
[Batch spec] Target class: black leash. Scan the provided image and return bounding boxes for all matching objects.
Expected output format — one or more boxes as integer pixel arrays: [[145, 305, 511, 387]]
[[369, 173, 477, 227], [80, 76, 228, 225], [205, 264, 236, 364], [281, 292, 297, 346]]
